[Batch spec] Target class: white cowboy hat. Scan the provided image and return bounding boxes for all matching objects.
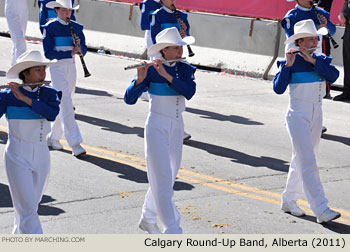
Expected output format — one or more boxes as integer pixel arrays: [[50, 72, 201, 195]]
[[6, 50, 57, 79], [148, 27, 195, 57], [46, 0, 79, 10], [284, 19, 328, 44]]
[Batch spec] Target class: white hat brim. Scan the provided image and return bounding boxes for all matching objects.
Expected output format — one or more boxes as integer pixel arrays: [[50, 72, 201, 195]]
[[46, 2, 79, 10], [7, 60, 57, 79], [284, 27, 328, 44], [148, 36, 195, 57]]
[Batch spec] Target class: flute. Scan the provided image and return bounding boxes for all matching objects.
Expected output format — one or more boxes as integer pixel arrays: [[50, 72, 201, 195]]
[[0, 81, 51, 89], [67, 18, 91, 77], [124, 57, 186, 70], [171, 4, 195, 57], [310, 2, 339, 49], [287, 47, 318, 54]]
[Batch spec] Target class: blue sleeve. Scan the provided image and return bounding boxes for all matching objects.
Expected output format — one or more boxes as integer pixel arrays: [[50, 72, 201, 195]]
[[124, 75, 149, 105], [170, 64, 196, 100], [39, 4, 48, 33], [31, 90, 62, 121], [273, 60, 291, 95], [313, 55, 339, 83], [0, 92, 8, 119], [281, 16, 295, 38], [75, 24, 87, 56], [150, 14, 161, 44], [43, 25, 72, 60], [318, 8, 336, 36]]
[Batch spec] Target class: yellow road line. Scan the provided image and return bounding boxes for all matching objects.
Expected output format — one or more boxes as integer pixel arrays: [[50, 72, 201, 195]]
[[1, 124, 349, 223]]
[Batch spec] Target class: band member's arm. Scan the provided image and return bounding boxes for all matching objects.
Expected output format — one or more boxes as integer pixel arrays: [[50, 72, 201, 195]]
[[124, 66, 150, 105], [0, 91, 9, 118], [313, 55, 340, 83], [74, 24, 87, 56], [31, 89, 62, 121], [273, 61, 292, 95], [9, 83, 62, 121], [150, 14, 162, 44], [168, 65, 196, 100]]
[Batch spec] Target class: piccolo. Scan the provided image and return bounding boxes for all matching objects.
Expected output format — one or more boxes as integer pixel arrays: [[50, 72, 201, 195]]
[[0, 80, 51, 89], [67, 18, 91, 77], [124, 57, 186, 70], [287, 47, 317, 54]]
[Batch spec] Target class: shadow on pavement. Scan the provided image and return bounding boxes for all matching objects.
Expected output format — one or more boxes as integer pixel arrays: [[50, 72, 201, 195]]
[[321, 133, 350, 147], [184, 139, 289, 172], [186, 107, 264, 125], [0, 183, 65, 216], [74, 153, 194, 191], [75, 87, 113, 97], [75, 113, 144, 138], [296, 214, 350, 234]]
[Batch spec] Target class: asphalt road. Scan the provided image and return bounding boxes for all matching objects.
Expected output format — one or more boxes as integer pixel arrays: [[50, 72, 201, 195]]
[[0, 36, 349, 234]]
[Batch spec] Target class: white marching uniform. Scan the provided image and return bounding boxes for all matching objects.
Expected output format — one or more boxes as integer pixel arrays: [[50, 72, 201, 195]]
[[5, 0, 28, 66], [1, 85, 61, 233], [273, 53, 339, 217], [42, 17, 87, 147], [48, 59, 82, 146], [124, 61, 196, 233]]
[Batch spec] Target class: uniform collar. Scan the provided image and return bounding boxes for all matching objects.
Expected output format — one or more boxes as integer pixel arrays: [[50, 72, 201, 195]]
[[297, 4, 312, 11], [57, 17, 69, 25]]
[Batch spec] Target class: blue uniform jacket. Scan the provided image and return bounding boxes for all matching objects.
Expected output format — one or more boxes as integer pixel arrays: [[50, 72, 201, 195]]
[[273, 54, 339, 95], [281, 5, 336, 38], [42, 18, 87, 60], [140, 0, 162, 30], [0, 86, 62, 121], [150, 7, 191, 44], [124, 62, 196, 104]]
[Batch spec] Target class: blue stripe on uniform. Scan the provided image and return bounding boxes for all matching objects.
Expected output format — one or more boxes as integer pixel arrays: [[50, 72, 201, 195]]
[[161, 23, 180, 30], [148, 82, 180, 96], [54, 36, 74, 47], [6, 107, 43, 120], [290, 71, 325, 84]]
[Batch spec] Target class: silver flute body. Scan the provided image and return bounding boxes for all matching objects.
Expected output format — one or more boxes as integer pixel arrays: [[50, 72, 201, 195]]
[[287, 47, 318, 54], [124, 57, 186, 70], [0, 81, 51, 89]]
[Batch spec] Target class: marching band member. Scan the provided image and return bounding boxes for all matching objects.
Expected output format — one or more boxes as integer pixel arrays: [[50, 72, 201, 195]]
[[283, 0, 336, 53], [150, 0, 193, 141], [1, 50, 61, 233], [273, 19, 341, 224], [5, 0, 28, 66], [42, 0, 87, 157], [140, 0, 162, 50], [38, 0, 76, 34], [124, 27, 196, 233]]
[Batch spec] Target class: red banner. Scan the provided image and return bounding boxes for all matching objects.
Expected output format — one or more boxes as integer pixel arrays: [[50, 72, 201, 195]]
[[116, 0, 344, 25]]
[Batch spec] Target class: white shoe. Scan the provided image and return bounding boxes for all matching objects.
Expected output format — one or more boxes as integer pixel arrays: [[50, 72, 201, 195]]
[[281, 201, 306, 217], [317, 208, 341, 223], [72, 144, 86, 157], [183, 131, 191, 141], [47, 138, 63, 150], [138, 219, 161, 234]]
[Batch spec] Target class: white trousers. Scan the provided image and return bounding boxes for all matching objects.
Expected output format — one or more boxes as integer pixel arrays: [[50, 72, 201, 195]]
[[4, 137, 50, 234], [282, 100, 329, 217], [141, 112, 184, 234], [5, 0, 28, 66], [48, 60, 82, 147]]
